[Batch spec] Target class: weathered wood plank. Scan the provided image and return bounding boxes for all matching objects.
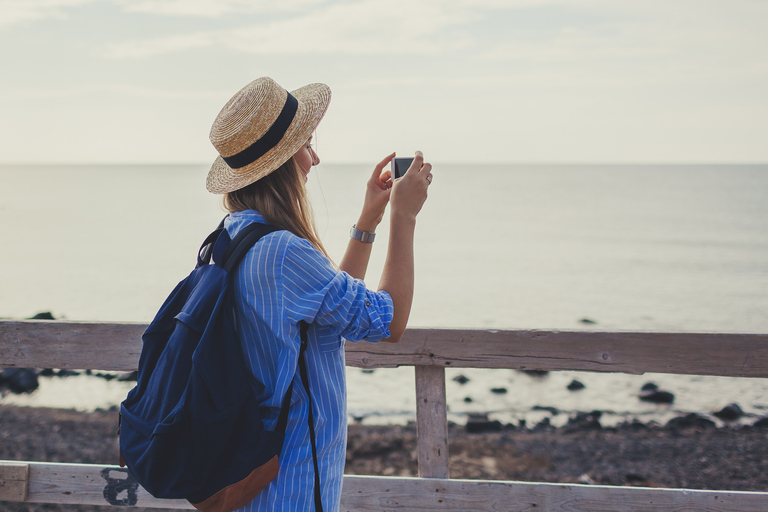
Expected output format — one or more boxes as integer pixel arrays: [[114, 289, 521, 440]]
[[0, 462, 28, 502], [0, 321, 145, 371], [2, 321, 768, 377], [415, 366, 449, 479], [348, 328, 768, 377], [341, 475, 768, 511], [12, 461, 192, 509], [9, 462, 768, 511]]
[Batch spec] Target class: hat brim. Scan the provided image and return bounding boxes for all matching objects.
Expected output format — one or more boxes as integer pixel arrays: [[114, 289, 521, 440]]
[[206, 83, 331, 194]]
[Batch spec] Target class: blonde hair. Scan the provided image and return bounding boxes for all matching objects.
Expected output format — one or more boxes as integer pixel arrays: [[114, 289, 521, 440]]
[[223, 158, 331, 261]]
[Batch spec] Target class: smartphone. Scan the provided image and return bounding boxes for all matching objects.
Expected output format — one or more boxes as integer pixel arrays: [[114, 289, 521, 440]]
[[392, 157, 414, 179]]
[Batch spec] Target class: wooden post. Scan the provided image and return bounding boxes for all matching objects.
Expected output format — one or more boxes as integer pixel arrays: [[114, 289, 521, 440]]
[[415, 365, 449, 478], [0, 463, 29, 502]]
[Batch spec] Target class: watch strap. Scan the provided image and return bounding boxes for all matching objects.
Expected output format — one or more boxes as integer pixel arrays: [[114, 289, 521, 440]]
[[350, 224, 376, 243]]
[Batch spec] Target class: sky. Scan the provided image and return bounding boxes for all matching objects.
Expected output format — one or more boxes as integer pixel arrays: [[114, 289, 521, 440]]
[[0, 0, 766, 164]]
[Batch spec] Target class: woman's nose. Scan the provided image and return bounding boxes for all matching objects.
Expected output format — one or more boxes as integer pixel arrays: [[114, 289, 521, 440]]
[[311, 148, 320, 166]]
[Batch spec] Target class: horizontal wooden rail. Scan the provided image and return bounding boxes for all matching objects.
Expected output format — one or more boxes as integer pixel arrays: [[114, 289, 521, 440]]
[[2, 320, 768, 377], [4, 320, 768, 510], [2, 461, 768, 511]]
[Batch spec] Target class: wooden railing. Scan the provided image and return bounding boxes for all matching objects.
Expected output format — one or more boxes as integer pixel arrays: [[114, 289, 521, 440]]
[[2, 320, 768, 510]]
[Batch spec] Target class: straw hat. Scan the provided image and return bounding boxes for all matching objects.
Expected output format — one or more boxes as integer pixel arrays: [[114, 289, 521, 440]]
[[206, 77, 331, 194]]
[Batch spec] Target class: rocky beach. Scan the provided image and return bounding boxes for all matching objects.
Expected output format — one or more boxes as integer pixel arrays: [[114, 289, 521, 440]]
[[2, 404, 768, 511]]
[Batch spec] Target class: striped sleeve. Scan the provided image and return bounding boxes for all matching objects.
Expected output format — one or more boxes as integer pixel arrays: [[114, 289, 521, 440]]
[[280, 236, 393, 343]]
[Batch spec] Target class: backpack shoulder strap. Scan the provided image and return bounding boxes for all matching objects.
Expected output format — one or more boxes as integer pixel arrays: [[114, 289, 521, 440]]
[[220, 222, 323, 510], [221, 222, 282, 273], [297, 321, 323, 511], [196, 216, 228, 269]]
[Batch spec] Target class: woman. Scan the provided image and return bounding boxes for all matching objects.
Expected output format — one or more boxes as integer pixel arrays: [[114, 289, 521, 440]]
[[206, 77, 432, 511]]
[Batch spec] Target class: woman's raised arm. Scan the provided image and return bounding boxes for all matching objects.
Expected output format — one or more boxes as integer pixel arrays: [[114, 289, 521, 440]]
[[339, 152, 395, 279], [377, 151, 432, 343]]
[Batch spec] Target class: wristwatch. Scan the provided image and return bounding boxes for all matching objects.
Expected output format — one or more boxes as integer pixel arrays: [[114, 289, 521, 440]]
[[350, 224, 376, 243]]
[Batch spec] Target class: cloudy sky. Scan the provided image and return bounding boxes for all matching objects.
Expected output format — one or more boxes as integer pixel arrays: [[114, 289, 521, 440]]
[[1, 0, 766, 164]]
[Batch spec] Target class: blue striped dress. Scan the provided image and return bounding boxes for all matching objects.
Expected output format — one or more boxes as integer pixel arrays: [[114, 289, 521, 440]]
[[225, 210, 394, 511]]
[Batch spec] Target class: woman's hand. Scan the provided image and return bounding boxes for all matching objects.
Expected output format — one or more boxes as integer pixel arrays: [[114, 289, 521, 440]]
[[356, 152, 395, 231], [390, 151, 432, 221]]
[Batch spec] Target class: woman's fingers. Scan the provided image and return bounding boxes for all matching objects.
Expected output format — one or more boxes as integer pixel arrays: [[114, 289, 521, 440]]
[[405, 151, 424, 176], [373, 152, 396, 177]]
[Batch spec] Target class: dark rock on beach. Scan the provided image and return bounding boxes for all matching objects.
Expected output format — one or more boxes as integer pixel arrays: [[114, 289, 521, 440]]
[[452, 374, 470, 385], [29, 311, 55, 320], [713, 403, 744, 422], [621, 419, 650, 431], [564, 411, 602, 432], [667, 413, 716, 430], [466, 414, 503, 434], [639, 383, 675, 404], [117, 371, 138, 382], [579, 318, 597, 324], [0, 368, 39, 394], [490, 387, 508, 394], [519, 369, 549, 377], [532, 405, 560, 415], [567, 379, 585, 391]]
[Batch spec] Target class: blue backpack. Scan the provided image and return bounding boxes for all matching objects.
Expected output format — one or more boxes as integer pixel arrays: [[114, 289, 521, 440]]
[[119, 219, 323, 512]]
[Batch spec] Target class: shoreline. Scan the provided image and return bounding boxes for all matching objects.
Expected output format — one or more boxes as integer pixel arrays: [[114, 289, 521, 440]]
[[2, 404, 768, 511], [4, 367, 766, 431]]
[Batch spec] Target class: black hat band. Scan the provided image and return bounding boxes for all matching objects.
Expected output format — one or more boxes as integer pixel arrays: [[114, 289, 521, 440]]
[[222, 92, 299, 169]]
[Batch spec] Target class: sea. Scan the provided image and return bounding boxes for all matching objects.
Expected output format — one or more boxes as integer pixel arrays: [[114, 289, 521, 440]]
[[1, 163, 767, 428]]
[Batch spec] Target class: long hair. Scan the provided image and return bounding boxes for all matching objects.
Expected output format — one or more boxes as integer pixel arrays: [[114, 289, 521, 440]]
[[223, 158, 331, 260]]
